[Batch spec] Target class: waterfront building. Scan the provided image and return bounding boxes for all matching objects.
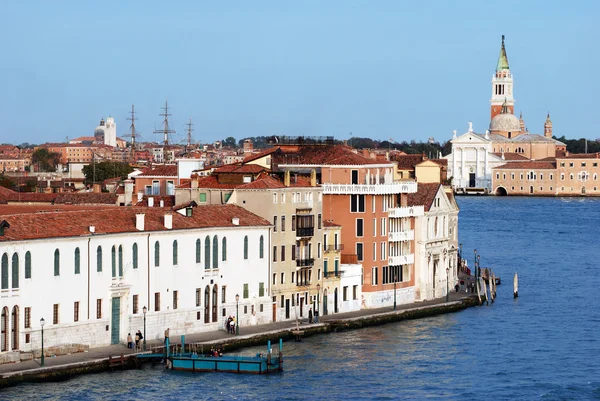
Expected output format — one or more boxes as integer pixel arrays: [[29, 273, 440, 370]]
[[445, 36, 566, 193], [0, 204, 271, 361], [94, 117, 117, 147]]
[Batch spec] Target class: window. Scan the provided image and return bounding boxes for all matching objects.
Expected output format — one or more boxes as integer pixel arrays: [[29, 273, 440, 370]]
[[259, 282, 265, 297], [74, 248, 80, 274], [281, 216, 286, 231], [25, 251, 31, 279], [54, 249, 60, 276], [356, 243, 364, 262], [281, 245, 286, 262], [373, 218, 377, 237], [343, 286, 348, 301], [373, 243, 377, 261], [222, 237, 227, 261], [582, 162, 586, 167], [196, 239, 201, 263], [353, 285, 358, 300], [132, 243, 138, 269], [371, 267, 378, 285], [356, 219, 364, 237], [292, 216, 296, 231], [25, 307, 31, 328], [154, 241, 160, 267], [273, 246, 277, 262], [173, 290, 178, 310], [280, 295, 285, 308], [204, 236, 210, 269], [511, 173, 515, 179], [199, 193, 207, 203], [111, 245, 116, 277], [272, 273, 276, 285], [155, 292, 161, 312], [244, 236, 249, 259], [323, 259, 328, 277], [569, 162, 574, 167], [96, 299, 102, 319], [221, 286, 226, 303], [259, 235, 264, 259], [496, 173, 500, 179], [351, 169, 359, 184], [381, 218, 386, 236], [195, 288, 201, 307], [292, 244, 296, 260], [117, 245, 123, 276], [280, 272, 285, 284], [152, 180, 160, 195], [133, 295, 139, 314], [273, 193, 278, 203], [173, 240, 178, 265], [243, 283, 249, 298], [318, 214, 322, 229], [273, 216, 278, 232], [281, 193, 286, 203], [334, 259, 339, 276], [53, 304, 59, 324], [212, 235, 218, 269], [317, 242, 321, 259], [350, 195, 365, 212]]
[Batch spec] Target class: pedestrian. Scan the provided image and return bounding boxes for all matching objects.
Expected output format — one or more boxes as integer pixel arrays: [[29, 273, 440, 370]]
[[127, 333, 133, 349], [136, 330, 143, 350], [314, 309, 319, 323], [164, 327, 170, 344], [308, 309, 313, 324]]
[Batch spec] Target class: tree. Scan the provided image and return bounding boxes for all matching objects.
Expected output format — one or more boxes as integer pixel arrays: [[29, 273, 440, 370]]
[[82, 161, 134, 185], [223, 137, 237, 148], [0, 174, 15, 190], [31, 148, 61, 172]]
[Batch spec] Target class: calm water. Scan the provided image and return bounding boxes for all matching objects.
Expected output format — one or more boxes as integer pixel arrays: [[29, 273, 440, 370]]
[[3, 197, 600, 400]]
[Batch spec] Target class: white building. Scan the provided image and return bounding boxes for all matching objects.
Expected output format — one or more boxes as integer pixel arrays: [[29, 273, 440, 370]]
[[94, 117, 117, 147], [0, 204, 271, 361], [409, 184, 459, 301]]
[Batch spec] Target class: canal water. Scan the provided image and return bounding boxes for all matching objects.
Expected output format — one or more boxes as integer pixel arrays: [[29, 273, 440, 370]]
[[3, 197, 600, 400]]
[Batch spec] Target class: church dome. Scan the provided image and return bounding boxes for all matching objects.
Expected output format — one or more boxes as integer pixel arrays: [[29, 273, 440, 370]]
[[489, 112, 521, 132], [94, 127, 105, 139]]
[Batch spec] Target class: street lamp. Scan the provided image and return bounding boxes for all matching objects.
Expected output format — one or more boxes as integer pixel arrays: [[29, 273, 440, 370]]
[[446, 267, 450, 302], [235, 294, 240, 335], [40, 317, 45, 367], [317, 283, 320, 321], [477, 255, 481, 279], [142, 306, 147, 351], [393, 271, 397, 310]]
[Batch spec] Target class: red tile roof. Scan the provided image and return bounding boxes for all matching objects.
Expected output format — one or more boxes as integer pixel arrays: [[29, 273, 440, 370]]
[[243, 148, 278, 163], [491, 153, 529, 161], [407, 183, 442, 212], [558, 152, 600, 159], [495, 161, 556, 169], [237, 175, 285, 190], [393, 154, 426, 169], [138, 164, 178, 177], [431, 158, 448, 166], [274, 145, 387, 166], [194, 175, 238, 190], [323, 220, 341, 227], [135, 195, 175, 207], [0, 205, 271, 242], [214, 164, 268, 174]]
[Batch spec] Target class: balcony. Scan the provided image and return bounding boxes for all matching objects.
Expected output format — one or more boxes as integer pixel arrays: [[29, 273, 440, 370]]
[[296, 258, 315, 268], [323, 270, 343, 278], [323, 181, 417, 195], [388, 254, 414, 265], [296, 280, 311, 287], [324, 244, 344, 252], [296, 227, 314, 237], [388, 230, 414, 242], [388, 205, 425, 218]]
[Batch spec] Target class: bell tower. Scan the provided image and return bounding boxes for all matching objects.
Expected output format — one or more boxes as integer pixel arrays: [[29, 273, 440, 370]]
[[544, 113, 553, 138], [490, 35, 514, 120]]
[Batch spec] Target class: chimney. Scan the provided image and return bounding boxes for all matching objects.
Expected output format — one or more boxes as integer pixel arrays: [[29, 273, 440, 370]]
[[89, 225, 95, 233], [160, 199, 164, 207], [191, 179, 199, 189], [124, 179, 134, 206], [137, 192, 143, 203], [232, 217, 240, 226], [164, 214, 173, 229], [310, 169, 317, 187], [136, 214, 145, 231], [148, 197, 154, 207], [284, 170, 291, 187]]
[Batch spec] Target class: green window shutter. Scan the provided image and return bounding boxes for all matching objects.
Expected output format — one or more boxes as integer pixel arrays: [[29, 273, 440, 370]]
[[2, 253, 8, 289], [204, 237, 210, 269], [132, 243, 138, 269], [259, 236, 263, 259], [199, 193, 207, 202], [173, 240, 178, 265], [25, 251, 31, 279], [222, 237, 227, 261], [195, 239, 201, 263], [243, 283, 249, 299], [97, 246, 102, 272], [74, 248, 80, 275], [212, 235, 218, 269], [118, 245, 123, 276], [54, 249, 60, 276], [111, 246, 116, 277], [154, 241, 160, 267], [244, 236, 249, 260], [259, 282, 264, 297], [11, 254, 19, 288]]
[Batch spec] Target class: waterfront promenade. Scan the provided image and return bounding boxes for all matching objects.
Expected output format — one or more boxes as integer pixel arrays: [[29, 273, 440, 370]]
[[0, 291, 475, 385]]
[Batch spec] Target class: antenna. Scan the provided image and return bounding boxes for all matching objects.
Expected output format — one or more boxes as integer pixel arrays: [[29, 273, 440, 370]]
[[127, 104, 140, 162], [185, 117, 194, 151], [153, 100, 176, 163]]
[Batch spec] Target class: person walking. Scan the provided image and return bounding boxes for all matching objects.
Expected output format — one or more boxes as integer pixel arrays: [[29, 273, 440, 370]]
[[135, 331, 141, 350], [127, 333, 133, 349], [164, 328, 170, 344], [314, 309, 319, 323], [308, 309, 313, 324]]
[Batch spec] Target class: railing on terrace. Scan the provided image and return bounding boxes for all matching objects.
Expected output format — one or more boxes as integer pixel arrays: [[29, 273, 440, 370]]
[[324, 244, 344, 252], [388, 205, 425, 218], [323, 270, 343, 278], [296, 258, 315, 268], [388, 254, 415, 266], [322, 181, 417, 195], [388, 230, 414, 242], [296, 280, 311, 287], [296, 227, 315, 237]]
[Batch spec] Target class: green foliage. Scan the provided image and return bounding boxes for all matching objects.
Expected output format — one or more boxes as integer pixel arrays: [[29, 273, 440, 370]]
[[31, 148, 61, 172], [553, 136, 600, 154], [0, 174, 15, 190], [82, 161, 134, 184], [222, 137, 237, 148]]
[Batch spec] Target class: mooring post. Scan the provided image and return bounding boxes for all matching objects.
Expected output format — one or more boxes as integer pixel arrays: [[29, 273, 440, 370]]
[[166, 337, 170, 358], [181, 335, 185, 356], [514, 272, 519, 298]]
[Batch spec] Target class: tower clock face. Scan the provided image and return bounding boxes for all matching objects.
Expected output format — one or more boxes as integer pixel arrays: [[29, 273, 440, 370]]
[[493, 107, 498, 113]]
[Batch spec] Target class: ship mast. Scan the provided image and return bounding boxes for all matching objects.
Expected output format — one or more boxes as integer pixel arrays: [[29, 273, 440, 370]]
[[127, 104, 138, 163], [153, 100, 176, 163]]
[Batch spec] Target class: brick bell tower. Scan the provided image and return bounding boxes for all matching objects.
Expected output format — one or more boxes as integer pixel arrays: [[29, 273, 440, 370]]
[[490, 35, 514, 120]]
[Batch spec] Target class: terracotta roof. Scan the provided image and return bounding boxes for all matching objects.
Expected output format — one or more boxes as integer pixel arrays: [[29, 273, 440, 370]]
[[214, 164, 268, 174], [430, 159, 448, 167], [0, 204, 114, 215], [491, 153, 529, 161], [558, 153, 600, 159], [135, 195, 175, 207], [0, 205, 271, 242], [323, 220, 341, 227], [194, 175, 238, 190], [138, 164, 178, 177], [495, 161, 556, 169], [4, 192, 58, 203], [172, 200, 197, 210], [392, 154, 426, 169], [274, 145, 387, 166], [237, 175, 285, 190], [407, 183, 442, 212], [243, 148, 278, 163], [54, 193, 118, 205]]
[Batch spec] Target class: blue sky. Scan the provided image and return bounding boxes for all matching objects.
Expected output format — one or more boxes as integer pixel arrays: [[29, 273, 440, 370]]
[[1, 1, 598, 146]]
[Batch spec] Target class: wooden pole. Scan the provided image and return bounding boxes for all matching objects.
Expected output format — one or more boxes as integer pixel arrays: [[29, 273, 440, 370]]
[[476, 277, 482, 305], [482, 278, 489, 305], [513, 272, 519, 298]]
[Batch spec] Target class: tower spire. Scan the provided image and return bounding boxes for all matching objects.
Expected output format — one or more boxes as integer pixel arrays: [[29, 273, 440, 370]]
[[496, 35, 510, 71]]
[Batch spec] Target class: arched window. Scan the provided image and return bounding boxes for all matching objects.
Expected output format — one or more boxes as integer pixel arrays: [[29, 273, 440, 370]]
[[204, 237, 210, 270], [244, 236, 249, 260], [195, 239, 201, 263], [154, 241, 160, 267], [11, 305, 18, 351], [1, 254, 8, 289], [132, 243, 138, 269], [25, 251, 31, 279], [204, 285, 210, 323], [173, 240, 178, 265], [212, 235, 218, 269], [74, 248, 80, 274], [434, 217, 439, 237], [11, 254, 19, 289], [111, 246, 117, 277], [212, 284, 218, 322], [118, 245, 123, 276], [222, 237, 227, 262], [54, 249, 60, 276], [97, 246, 103, 272], [259, 235, 264, 259]]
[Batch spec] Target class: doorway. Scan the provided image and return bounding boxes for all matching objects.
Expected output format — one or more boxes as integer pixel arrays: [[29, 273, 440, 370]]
[[285, 299, 290, 319], [323, 289, 328, 316], [469, 173, 476, 187], [334, 288, 339, 313], [111, 298, 121, 345]]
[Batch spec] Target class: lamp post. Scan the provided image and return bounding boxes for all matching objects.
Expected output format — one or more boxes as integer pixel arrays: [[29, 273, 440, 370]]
[[40, 317, 45, 367], [142, 306, 147, 351], [477, 255, 481, 279], [235, 294, 240, 335], [393, 271, 397, 310], [316, 283, 320, 320], [446, 267, 450, 302]]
